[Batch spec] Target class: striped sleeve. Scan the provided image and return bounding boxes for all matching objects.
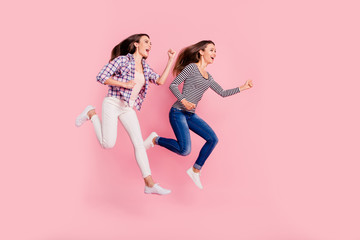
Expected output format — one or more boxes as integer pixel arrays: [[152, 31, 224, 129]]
[[169, 64, 196, 101], [209, 78, 240, 97], [96, 56, 126, 85]]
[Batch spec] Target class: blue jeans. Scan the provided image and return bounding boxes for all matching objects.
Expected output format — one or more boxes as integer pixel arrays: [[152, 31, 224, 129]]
[[157, 108, 219, 170]]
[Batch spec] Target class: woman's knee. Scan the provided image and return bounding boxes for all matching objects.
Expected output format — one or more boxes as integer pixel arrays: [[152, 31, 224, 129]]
[[179, 145, 191, 156], [133, 143, 146, 151], [209, 134, 219, 146]]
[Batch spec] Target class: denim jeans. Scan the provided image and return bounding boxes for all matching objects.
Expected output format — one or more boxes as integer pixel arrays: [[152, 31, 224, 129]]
[[157, 108, 219, 170]]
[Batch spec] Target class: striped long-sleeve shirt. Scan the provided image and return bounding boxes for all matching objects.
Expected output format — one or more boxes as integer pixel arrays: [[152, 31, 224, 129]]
[[170, 63, 240, 113]]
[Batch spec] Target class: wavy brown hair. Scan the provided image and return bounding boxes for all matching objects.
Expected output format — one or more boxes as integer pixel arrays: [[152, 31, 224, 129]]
[[173, 40, 215, 76], [109, 33, 150, 62]]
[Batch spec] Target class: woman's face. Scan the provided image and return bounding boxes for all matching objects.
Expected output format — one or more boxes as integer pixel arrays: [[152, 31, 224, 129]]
[[200, 43, 216, 64], [135, 35, 152, 58]]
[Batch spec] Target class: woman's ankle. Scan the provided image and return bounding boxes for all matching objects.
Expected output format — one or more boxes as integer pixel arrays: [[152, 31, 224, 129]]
[[87, 109, 96, 119], [144, 175, 155, 187]]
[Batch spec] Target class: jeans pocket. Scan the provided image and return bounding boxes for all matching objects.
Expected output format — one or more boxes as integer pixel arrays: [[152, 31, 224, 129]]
[[170, 107, 182, 113], [170, 107, 183, 120]]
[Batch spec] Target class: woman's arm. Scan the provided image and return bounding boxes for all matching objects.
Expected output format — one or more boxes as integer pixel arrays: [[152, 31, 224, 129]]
[[210, 79, 253, 97], [96, 57, 124, 85], [155, 49, 176, 85], [169, 63, 197, 110], [104, 78, 136, 89], [96, 56, 136, 89], [169, 63, 196, 101]]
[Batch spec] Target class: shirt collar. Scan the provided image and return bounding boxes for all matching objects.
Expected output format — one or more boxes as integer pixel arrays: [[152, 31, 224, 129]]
[[126, 53, 146, 66]]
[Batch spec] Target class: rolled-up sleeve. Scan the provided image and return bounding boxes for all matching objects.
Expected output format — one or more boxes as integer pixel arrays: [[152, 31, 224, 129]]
[[148, 66, 160, 85], [96, 57, 126, 85]]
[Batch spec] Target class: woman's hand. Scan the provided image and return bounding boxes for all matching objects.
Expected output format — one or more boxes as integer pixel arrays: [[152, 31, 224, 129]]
[[239, 80, 253, 91], [156, 49, 177, 85], [168, 49, 176, 60], [123, 80, 136, 89], [181, 99, 196, 111]]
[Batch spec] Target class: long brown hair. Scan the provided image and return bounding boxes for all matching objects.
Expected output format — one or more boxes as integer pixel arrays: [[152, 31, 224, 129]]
[[109, 33, 150, 62], [173, 40, 215, 76]]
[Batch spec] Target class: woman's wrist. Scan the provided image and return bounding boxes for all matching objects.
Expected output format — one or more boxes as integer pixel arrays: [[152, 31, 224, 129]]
[[117, 81, 130, 89], [239, 85, 247, 91], [168, 58, 174, 64]]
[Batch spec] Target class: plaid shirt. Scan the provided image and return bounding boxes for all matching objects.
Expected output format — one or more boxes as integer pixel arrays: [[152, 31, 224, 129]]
[[96, 53, 160, 110]]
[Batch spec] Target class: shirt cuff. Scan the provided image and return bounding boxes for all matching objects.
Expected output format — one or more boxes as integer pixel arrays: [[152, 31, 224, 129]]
[[97, 75, 111, 85]]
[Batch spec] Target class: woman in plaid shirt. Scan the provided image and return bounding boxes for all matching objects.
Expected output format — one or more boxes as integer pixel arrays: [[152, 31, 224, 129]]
[[76, 34, 176, 195]]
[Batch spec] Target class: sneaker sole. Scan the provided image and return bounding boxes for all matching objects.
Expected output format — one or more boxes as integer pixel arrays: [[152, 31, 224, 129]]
[[144, 191, 171, 195]]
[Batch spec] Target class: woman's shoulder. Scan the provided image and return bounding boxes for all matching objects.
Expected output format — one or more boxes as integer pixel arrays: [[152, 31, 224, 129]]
[[183, 63, 197, 72], [110, 55, 131, 66], [186, 62, 197, 68], [115, 55, 130, 62]]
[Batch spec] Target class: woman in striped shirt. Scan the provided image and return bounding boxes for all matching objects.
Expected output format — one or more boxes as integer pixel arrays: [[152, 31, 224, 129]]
[[75, 34, 176, 195], [148, 40, 253, 189]]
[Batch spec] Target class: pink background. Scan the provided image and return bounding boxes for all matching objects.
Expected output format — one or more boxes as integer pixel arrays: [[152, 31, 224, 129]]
[[1, 0, 360, 239]]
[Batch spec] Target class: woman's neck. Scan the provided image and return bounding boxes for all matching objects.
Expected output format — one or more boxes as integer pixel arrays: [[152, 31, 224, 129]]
[[196, 59, 208, 70], [133, 52, 143, 64]]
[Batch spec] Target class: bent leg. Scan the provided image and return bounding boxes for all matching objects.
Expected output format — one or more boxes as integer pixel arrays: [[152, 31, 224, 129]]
[[157, 108, 191, 156], [188, 114, 219, 170], [91, 97, 119, 149]]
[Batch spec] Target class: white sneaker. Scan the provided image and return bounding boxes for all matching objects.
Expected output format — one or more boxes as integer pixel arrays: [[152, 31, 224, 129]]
[[144, 183, 171, 195], [144, 132, 158, 150], [187, 167, 203, 189], [75, 105, 95, 127]]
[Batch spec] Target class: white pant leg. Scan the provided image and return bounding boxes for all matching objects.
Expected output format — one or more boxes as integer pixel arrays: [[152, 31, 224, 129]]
[[91, 97, 120, 149], [119, 106, 152, 178]]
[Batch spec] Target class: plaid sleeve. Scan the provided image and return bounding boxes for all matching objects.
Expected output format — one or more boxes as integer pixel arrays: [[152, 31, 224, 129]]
[[147, 66, 160, 85], [96, 56, 127, 85]]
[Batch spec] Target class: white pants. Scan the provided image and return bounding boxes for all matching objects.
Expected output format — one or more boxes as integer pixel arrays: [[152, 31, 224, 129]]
[[91, 97, 151, 178]]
